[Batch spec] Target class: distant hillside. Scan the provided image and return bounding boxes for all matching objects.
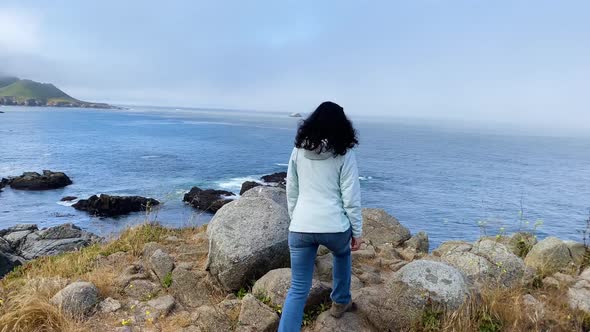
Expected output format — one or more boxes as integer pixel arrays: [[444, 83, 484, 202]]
[[0, 76, 19, 89], [0, 77, 116, 109]]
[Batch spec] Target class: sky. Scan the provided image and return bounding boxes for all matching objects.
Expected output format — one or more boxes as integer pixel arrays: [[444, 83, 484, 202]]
[[1, 1, 589, 131]]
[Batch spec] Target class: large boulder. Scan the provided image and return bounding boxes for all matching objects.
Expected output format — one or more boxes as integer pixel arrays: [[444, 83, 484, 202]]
[[50, 281, 98, 317], [355, 260, 469, 330], [524, 237, 574, 275], [9, 170, 72, 190], [18, 223, 99, 260], [72, 194, 160, 217], [206, 188, 290, 290], [253, 268, 331, 310], [568, 268, 590, 313], [470, 239, 527, 287], [183, 187, 235, 213], [241, 186, 288, 208], [392, 260, 469, 309], [362, 209, 411, 246], [434, 239, 527, 287]]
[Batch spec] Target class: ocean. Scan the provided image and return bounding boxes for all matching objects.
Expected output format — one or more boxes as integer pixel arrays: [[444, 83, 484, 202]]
[[0, 106, 589, 248]]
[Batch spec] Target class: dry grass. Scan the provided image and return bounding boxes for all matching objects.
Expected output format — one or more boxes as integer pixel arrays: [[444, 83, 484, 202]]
[[0, 222, 207, 332], [413, 284, 590, 332], [0, 277, 87, 332]]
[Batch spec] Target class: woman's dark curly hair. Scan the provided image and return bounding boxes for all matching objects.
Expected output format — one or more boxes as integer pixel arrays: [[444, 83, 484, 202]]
[[295, 101, 359, 156]]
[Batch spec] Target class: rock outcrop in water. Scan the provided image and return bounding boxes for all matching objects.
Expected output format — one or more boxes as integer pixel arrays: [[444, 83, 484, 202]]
[[72, 194, 160, 217], [239, 171, 288, 195], [0, 178, 8, 194], [0, 223, 99, 278], [183, 187, 235, 213], [8, 170, 72, 190]]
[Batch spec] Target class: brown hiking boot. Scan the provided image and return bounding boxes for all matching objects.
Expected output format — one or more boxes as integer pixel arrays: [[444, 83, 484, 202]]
[[330, 300, 353, 318]]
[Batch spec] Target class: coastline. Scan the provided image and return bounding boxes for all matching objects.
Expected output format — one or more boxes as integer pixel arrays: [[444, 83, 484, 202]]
[[1, 187, 589, 331]]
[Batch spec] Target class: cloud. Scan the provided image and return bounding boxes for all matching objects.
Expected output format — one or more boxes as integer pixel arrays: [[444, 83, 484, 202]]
[[0, 8, 42, 55]]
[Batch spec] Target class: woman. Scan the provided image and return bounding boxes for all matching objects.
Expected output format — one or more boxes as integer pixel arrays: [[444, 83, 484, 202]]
[[279, 101, 362, 331]]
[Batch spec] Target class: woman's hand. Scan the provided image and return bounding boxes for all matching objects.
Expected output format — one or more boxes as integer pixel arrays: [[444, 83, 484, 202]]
[[351, 237, 363, 251]]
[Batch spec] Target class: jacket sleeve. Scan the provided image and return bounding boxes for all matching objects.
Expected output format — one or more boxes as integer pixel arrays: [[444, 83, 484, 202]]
[[286, 148, 299, 219], [340, 150, 362, 238]]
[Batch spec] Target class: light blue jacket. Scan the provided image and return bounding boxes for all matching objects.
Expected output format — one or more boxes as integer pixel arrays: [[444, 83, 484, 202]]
[[286, 147, 362, 238]]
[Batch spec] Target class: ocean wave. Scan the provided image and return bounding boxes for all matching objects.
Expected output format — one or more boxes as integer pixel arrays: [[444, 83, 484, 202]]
[[275, 163, 288, 167], [140, 155, 161, 159], [359, 176, 373, 181], [56, 200, 77, 207], [183, 120, 245, 127], [215, 176, 261, 192]]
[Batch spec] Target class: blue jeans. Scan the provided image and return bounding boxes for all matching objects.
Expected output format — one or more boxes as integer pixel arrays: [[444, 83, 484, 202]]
[[278, 228, 352, 332]]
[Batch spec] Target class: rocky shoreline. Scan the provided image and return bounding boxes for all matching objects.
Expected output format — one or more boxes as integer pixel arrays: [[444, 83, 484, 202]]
[[0, 96, 119, 109], [0, 186, 588, 331], [0, 223, 100, 277]]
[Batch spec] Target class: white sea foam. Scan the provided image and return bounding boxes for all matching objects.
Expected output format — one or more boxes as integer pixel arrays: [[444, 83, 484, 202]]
[[216, 176, 261, 192], [140, 155, 160, 159], [275, 163, 288, 167], [56, 200, 77, 207], [359, 176, 373, 181]]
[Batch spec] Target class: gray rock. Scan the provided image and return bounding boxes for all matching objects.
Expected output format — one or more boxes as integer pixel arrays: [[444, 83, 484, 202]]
[[236, 294, 280, 332], [564, 240, 586, 268], [440, 251, 493, 282], [470, 239, 526, 287], [391, 260, 469, 310], [50, 281, 98, 317], [0, 224, 38, 237], [432, 241, 472, 257], [149, 249, 174, 282], [169, 268, 221, 307], [404, 232, 429, 253], [190, 305, 234, 331], [253, 268, 331, 310], [354, 286, 420, 331], [524, 237, 574, 275], [314, 253, 334, 281], [310, 311, 375, 332], [142, 242, 166, 260], [20, 235, 89, 260], [124, 279, 161, 300], [146, 294, 176, 316], [362, 209, 411, 246], [0, 251, 24, 277], [240, 186, 287, 208], [568, 268, 590, 313], [206, 194, 290, 290], [99, 297, 121, 313], [3, 230, 34, 248], [116, 264, 150, 288]]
